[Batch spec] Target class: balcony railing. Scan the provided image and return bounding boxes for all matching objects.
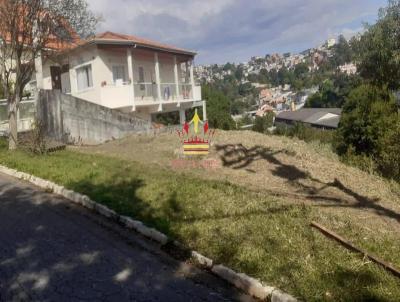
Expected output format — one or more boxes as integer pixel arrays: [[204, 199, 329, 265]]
[[160, 83, 177, 101], [134, 83, 157, 101], [179, 84, 193, 100], [99, 82, 200, 108]]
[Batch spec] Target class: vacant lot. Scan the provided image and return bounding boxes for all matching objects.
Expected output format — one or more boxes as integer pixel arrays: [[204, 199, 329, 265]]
[[79, 130, 400, 235], [1, 131, 399, 301]]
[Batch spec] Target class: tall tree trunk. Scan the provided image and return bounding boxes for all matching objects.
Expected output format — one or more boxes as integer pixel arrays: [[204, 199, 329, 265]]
[[8, 95, 18, 150]]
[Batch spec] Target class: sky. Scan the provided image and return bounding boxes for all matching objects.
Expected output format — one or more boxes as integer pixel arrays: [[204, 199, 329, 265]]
[[86, 0, 387, 64]]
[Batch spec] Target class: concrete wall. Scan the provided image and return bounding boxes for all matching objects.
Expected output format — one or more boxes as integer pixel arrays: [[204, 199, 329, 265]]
[[37, 90, 151, 145], [98, 49, 130, 84], [69, 45, 103, 105], [42, 59, 53, 90]]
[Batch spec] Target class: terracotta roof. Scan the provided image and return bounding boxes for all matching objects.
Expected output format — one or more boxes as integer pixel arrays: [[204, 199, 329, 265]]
[[0, 1, 82, 52], [81, 31, 196, 55], [1, 31, 81, 52]]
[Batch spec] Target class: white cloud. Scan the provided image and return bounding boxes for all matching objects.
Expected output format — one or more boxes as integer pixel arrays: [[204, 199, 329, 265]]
[[86, 0, 386, 63]]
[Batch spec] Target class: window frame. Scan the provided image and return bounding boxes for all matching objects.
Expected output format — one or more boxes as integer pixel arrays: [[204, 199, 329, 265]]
[[76, 64, 93, 92], [112, 65, 127, 84]]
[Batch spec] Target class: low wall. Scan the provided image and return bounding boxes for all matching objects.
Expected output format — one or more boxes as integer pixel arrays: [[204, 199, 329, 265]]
[[37, 90, 151, 145]]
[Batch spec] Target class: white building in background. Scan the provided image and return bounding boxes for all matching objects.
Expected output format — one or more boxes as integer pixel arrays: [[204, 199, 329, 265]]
[[33, 31, 204, 123], [326, 38, 336, 48], [339, 63, 357, 75]]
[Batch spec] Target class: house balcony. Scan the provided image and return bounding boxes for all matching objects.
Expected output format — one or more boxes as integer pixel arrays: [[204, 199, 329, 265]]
[[99, 82, 202, 109]]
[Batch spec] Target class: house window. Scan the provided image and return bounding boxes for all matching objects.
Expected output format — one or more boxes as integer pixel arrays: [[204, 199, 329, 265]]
[[112, 66, 126, 84], [76, 65, 93, 91], [138, 66, 145, 90]]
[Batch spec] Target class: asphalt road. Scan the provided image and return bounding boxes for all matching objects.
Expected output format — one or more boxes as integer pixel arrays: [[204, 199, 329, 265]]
[[0, 173, 255, 302]]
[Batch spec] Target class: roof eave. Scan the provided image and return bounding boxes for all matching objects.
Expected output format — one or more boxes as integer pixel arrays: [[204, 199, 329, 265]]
[[90, 39, 197, 56]]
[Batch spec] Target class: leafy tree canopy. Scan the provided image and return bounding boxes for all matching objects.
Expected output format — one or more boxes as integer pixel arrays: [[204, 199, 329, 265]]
[[354, 0, 400, 90], [202, 85, 235, 130], [335, 84, 397, 156]]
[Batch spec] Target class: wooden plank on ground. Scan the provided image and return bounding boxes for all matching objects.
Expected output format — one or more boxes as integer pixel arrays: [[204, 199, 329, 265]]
[[311, 221, 400, 279]]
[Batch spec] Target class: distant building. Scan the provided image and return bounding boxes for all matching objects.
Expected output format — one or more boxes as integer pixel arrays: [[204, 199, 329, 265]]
[[339, 63, 357, 75], [256, 104, 274, 117], [326, 38, 336, 48], [275, 108, 342, 129], [259, 88, 273, 104], [311, 51, 327, 70]]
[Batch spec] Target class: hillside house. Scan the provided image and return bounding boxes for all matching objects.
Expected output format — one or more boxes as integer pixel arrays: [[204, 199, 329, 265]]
[[32, 31, 204, 124]]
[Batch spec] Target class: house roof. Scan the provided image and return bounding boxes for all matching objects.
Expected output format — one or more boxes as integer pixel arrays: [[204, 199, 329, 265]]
[[74, 31, 196, 56], [0, 0, 82, 52], [276, 108, 342, 129]]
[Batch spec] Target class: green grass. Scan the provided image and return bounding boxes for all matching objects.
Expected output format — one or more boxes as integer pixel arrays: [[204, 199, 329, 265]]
[[0, 141, 399, 301]]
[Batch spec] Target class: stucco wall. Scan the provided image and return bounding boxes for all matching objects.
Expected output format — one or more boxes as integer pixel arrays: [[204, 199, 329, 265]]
[[69, 45, 102, 106], [64, 46, 197, 110], [41, 59, 53, 90], [37, 90, 151, 145]]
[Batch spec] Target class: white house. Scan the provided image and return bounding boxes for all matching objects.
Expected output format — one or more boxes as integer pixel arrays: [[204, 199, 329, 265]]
[[339, 63, 357, 75], [33, 31, 205, 124], [326, 38, 336, 48]]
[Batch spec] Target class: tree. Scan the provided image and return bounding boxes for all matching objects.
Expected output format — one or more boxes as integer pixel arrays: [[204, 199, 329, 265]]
[[335, 85, 397, 156], [354, 0, 400, 90], [330, 35, 353, 67], [294, 63, 309, 78], [305, 74, 362, 108], [234, 65, 244, 81], [0, 0, 98, 149], [253, 112, 274, 133], [202, 85, 235, 130], [377, 116, 400, 181]]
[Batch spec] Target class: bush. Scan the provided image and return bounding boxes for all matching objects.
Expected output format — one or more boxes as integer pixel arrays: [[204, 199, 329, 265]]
[[335, 84, 400, 180], [202, 85, 235, 130], [235, 114, 254, 129], [377, 116, 400, 181], [335, 85, 397, 156], [24, 119, 47, 154], [275, 122, 336, 145], [340, 146, 377, 175], [253, 112, 274, 133]]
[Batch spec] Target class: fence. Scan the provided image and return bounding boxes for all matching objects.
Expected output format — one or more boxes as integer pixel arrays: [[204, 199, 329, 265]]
[[0, 98, 36, 135]]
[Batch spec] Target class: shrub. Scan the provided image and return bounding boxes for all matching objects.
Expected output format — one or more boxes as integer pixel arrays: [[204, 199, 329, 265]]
[[202, 85, 235, 130], [253, 112, 274, 133], [275, 122, 336, 145], [340, 146, 377, 175], [24, 119, 47, 154], [335, 84, 400, 181], [377, 115, 400, 181], [334, 84, 397, 156]]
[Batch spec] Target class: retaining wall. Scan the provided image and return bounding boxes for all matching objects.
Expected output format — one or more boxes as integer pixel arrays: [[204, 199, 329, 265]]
[[37, 90, 151, 145]]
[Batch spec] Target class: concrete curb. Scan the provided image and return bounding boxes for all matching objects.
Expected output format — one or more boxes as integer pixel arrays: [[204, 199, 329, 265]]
[[191, 251, 213, 269], [212, 265, 275, 301], [0, 164, 297, 302]]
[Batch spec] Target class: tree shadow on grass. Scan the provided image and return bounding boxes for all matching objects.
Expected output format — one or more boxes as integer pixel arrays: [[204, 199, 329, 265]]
[[67, 176, 175, 236], [216, 144, 400, 223], [0, 177, 255, 302]]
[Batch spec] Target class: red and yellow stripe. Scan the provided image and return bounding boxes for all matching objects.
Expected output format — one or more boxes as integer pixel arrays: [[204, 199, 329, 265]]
[[183, 143, 209, 155]]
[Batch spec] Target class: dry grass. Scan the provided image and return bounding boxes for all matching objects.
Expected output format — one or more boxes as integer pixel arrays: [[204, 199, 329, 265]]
[[77, 130, 400, 235], [1, 134, 400, 301]]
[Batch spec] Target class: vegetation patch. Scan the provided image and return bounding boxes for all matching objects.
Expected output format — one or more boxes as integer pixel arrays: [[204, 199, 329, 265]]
[[0, 136, 399, 301]]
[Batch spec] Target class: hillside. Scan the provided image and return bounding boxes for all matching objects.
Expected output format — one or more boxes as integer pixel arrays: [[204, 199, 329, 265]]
[[78, 130, 400, 235], [0, 131, 399, 300], [68, 130, 400, 300]]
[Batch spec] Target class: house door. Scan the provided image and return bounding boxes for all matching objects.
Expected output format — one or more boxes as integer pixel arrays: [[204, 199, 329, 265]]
[[50, 66, 62, 90]]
